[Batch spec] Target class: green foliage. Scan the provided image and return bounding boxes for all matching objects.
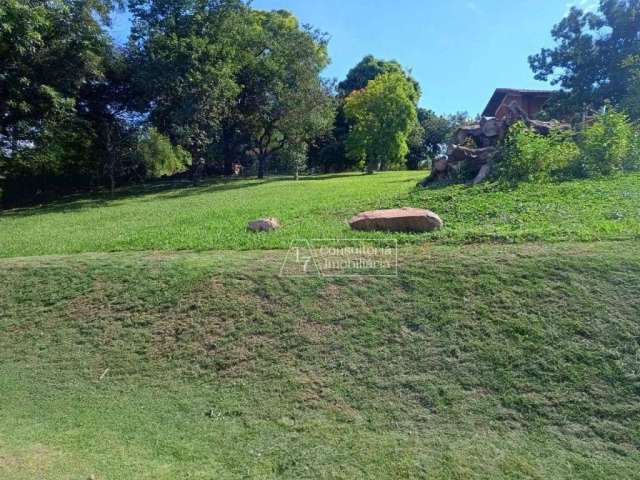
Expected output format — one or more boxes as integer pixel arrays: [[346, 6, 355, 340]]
[[236, 10, 334, 178], [269, 143, 309, 178], [136, 128, 191, 178], [128, 2, 334, 180], [575, 110, 635, 177], [629, 126, 640, 171], [338, 54, 420, 101], [495, 111, 639, 184], [344, 73, 418, 172], [0, 0, 116, 141], [127, 0, 246, 171], [530, 0, 640, 119], [621, 55, 640, 119], [495, 122, 579, 183], [406, 109, 453, 170], [0, 0, 136, 203]]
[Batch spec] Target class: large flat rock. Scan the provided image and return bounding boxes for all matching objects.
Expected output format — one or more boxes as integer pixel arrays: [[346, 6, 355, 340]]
[[348, 208, 443, 233]]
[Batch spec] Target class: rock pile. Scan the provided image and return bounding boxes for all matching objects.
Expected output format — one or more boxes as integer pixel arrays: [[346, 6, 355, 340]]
[[420, 103, 570, 187]]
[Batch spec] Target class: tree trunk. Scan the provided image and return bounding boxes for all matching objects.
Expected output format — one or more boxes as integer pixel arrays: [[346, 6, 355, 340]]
[[191, 157, 204, 185], [109, 166, 115, 195], [222, 128, 236, 176], [257, 153, 267, 179]]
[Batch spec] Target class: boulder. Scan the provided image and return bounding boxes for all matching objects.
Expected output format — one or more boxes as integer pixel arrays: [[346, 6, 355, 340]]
[[348, 208, 443, 233], [248, 218, 280, 232]]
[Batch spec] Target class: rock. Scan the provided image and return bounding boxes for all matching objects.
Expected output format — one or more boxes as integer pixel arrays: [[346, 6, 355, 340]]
[[348, 208, 443, 233], [248, 218, 280, 232]]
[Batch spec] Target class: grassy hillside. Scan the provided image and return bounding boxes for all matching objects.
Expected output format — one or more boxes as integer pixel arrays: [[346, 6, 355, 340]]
[[1, 242, 639, 479], [2, 173, 640, 478], [1, 171, 639, 257]]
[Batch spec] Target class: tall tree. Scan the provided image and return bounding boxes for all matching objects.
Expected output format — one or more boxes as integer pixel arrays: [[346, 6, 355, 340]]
[[338, 54, 420, 100], [344, 72, 418, 173], [127, 2, 333, 180], [236, 10, 334, 178], [529, 0, 640, 119], [406, 109, 453, 170], [311, 55, 420, 175], [0, 0, 127, 203], [0, 0, 120, 151], [127, 0, 246, 181]]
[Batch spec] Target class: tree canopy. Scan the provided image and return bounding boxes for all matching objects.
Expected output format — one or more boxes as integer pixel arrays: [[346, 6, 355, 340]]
[[0, 0, 130, 202], [338, 54, 421, 102], [344, 72, 418, 172], [529, 0, 640, 119]]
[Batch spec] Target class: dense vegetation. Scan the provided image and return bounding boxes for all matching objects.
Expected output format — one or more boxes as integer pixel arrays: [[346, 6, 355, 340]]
[[3, 0, 637, 206], [494, 111, 640, 183], [0, 0, 451, 205], [530, 0, 640, 119]]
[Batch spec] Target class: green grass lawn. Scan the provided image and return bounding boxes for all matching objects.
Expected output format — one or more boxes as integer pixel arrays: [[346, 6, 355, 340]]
[[1, 242, 639, 479], [1, 172, 640, 478], [1, 171, 639, 257]]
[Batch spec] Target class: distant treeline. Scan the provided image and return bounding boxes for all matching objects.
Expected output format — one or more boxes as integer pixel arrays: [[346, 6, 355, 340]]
[[1, 0, 638, 205]]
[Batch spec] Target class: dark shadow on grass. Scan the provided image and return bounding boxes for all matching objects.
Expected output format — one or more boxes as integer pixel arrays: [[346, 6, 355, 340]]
[[0, 176, 288, 218], [1, 172, 383, 218], [298, 172, 366, 181], [1, 171, 420, 219]]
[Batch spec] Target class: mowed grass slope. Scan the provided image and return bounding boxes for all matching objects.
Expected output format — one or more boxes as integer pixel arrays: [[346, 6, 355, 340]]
[[1, 171, 640, 257], [1, 242, 639, 479]]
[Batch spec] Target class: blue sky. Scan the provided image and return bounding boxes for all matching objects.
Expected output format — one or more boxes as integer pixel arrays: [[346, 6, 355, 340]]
[[108, 0, 600, 115]]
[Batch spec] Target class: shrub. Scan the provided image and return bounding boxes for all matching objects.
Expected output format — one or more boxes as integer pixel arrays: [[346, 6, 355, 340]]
[[494, 122, 579, 183], [626, 126, 640, 172], [136, 128, 191, 178], [574, 111, 634, 177]]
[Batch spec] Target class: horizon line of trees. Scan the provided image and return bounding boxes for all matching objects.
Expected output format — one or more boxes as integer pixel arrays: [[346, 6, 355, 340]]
[[1, 0, 638, 206]]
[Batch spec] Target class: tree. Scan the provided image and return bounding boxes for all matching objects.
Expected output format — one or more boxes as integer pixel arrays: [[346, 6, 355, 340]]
[[127, 3, 334, 180], [577, 110, 635, 176], [310, 55, 420, 175], [127, 0, 247, 182], [621, 55, 640, 119], [0, 0, 129, 204], [231, 10, 334, 179], [529, 0, 640, 119], [406, 109, 453, 170], [0, 0, 121, 142], [338, 54, 420, 100], [344, 72, 418, 172]]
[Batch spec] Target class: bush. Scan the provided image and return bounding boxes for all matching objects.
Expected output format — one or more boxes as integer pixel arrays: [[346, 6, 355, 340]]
[[136, 128, 191, 178], [626, 126, 640, 172], [494, 122, 579, 183], [574, 111, 634, 177]]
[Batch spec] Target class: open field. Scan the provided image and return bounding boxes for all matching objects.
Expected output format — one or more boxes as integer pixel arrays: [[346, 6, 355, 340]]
[[1, 241, 640, 479], [1, 171, 640, 257]]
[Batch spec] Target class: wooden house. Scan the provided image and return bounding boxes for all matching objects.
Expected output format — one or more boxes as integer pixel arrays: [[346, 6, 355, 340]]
[[482, 88, 554, 120]]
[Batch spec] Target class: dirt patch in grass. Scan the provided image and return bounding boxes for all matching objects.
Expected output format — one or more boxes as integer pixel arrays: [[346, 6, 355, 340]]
[[0, 443, 61, 477], [66, 281, 113, 321], [294, 319, 342, 344]]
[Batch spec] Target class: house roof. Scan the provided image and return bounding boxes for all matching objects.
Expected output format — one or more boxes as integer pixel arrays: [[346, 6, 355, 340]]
[[482, 88, 555, 117]]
